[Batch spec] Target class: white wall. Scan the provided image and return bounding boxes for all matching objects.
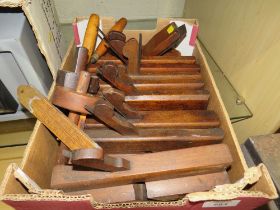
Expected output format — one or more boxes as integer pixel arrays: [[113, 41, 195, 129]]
[[184, 0, 280, 142], [54, 0, 185, 24]]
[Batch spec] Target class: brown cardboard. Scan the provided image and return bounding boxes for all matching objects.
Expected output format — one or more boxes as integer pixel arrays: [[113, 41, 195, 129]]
[[0, 17, 278, 209], [0, 0, 66, 78]]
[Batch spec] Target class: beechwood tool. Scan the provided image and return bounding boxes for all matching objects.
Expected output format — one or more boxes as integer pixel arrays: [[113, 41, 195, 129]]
[[17, 85, 129, 171], [52, 80, 209, 112], [57, 67, 204, 93], [89, 47, 201, 75], [96, 62, 204, 93], [51, 84, 220, 128], [84, 103, 223, 153], [91, 18, 128, 63], [50, 85, 223, 153], [66, 171, 229, 203], [46, 17, 234, 203], [142, 22, 186, 56], [55, 13, 100, 166], [51, 144, 233, 192], [88, 36, 206, 96], [67, 13, 99, 129], [89, 29, 200, 76]]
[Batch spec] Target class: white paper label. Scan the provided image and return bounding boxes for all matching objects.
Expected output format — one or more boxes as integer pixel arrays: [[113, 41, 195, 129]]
[[169, 20, 195, 56], [203, 200, 241, 208]]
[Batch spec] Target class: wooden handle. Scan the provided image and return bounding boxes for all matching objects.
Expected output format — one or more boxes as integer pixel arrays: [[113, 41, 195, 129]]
[[92, 17, 127, 63], [17, 85, 102, 151], [82, 14, 100, 63], [111, 17, 127, 31]]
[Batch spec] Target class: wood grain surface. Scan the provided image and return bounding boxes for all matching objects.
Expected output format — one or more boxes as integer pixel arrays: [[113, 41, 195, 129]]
[[51, 144, 232, 191], [85, 128, 224, 153], [124, 90, 209, 110], [85, 110, 220, 129], [17, 85, 100, 151], [146, 171, 230, 200]]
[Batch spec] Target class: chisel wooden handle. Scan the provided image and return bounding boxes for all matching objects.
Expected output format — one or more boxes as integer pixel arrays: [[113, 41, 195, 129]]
[[91, 17, 127, 63], [83, 14, 100, 63], [17, 85, 102, 151], [69, 14, 99, 125]]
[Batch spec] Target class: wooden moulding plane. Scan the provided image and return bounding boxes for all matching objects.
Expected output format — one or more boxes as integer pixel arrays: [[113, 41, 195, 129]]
[[85, 103, 223, 153], [53, 74, 212, 128], [96, 62, 205, 93], [51, 143, 233, 191], [17, 85, 130, 172], [93, 54, 197, 64], [89, 62, 201, 75], [51, 86, 217, 128], [89, 36, 202, 82], [57, 68, 205, 92], [50, 85, 222, 153], [88, 29, 204, 92], [52, 84, 210, 111], [66, 171, 230, 203], [22, 15, 233, 204]]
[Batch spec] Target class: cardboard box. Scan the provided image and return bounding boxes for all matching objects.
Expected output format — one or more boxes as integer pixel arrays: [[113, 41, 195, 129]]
[[0, 0, 66, 78], [0, 15, 278, 209]]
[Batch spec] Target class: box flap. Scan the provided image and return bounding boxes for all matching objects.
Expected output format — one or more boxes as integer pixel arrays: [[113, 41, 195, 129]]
[[0, 0, 21, 7], [0, 0, 67, 78]]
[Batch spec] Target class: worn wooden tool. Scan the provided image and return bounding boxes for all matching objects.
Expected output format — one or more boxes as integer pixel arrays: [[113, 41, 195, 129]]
[[52, 85, 218, 129], [94, 58, 198, 75], [56, 14, 100, 165], [83, 14, 100, 63], [70, 148, 129, 171], [146, 171, 230, 201], [52, 86, 100, 115], [123, 38, 200, 76], [93, 50, 196, 63], [52, 85, 213, 128], [66, 171, 229, 203], [125, 36, 197, 78], [51, 86, 222, 153], [17, 85, 129, 171], [100, 84, 210, 111], [87, 88, 219, 127], [96, 27, 128, 64], [95, 54, 196, 65], [142, 23, 186, 56], [67, 13, 99, 128], [122, 38, 140, 75], [67, 184, 136, 203], [91, 18, 127, 63], [85, 128, 224, 153], [105, 31, 127, 62], [52, 84, 209, 112], [85, 100, 138, 135], [56, 70, 100, 94], [97, 62, 204, 93], [100, 88, 208, 120], [84, 101, 222, 137], [121, 90, 209, 110], [57, 68, 204, 93], [90, 36, 200, 74], [51, 144, 233, 191], [89, 62, 201, 75], [85, 109, 220, 129]]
